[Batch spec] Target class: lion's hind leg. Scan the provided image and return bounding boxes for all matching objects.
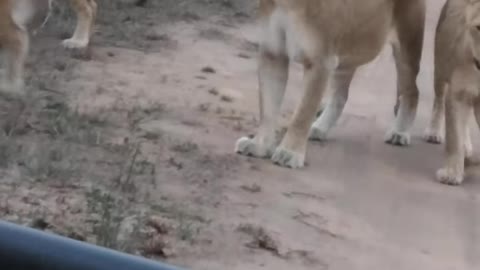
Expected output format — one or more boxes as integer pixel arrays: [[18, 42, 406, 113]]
[[62, 0, 96, 49]]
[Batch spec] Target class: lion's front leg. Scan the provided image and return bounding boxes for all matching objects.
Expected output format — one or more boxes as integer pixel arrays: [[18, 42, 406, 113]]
[[271, 61, 329, 169], [235, 50, 289, 159], [436, 89, 470, 186]]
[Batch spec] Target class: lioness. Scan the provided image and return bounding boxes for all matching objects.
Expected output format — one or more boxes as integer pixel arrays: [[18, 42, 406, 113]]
[[0, 0, 97, 96], [429, 0, 480, 185], [235, 0, 425, 168]]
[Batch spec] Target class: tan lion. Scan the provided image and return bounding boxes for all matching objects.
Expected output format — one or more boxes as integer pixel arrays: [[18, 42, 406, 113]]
[[235, 0, 426, 168], [428, 0, 480, 185], [0, 0, 97, 96]]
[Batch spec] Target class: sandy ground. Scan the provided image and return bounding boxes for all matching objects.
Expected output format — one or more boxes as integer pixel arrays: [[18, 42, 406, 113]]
[[0, 0, 479, 269]]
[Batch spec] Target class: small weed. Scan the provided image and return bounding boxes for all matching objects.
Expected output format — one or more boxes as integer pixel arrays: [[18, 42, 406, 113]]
[[113, 143, 156, 195], [237, 224, 280, 255], [241, 183, 262, 193], [19, 142, 77, 185], [162, 203, 207, 223], [48, 104, 106, 146], [176, 219, 199, 242], [86, 188, 124, 249], [116, 143, 140, 194], [170, 142, 198, 153], [150, 202, 205, 243]]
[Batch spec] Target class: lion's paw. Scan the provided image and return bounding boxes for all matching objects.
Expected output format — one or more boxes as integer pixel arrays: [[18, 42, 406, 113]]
[[436, 167, 464, 186], [235, 136, 274, 158], [62, 38, 89, 49], [271, 146, 305, 169], [424, 128, 443, 144], [385, 130, 410, 146]]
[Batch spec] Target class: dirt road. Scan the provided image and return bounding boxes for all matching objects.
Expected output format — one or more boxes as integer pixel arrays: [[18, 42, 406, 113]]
[[0, 0, 479, 269]]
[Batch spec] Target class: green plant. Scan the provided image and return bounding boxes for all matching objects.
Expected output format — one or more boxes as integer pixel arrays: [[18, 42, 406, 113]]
[[86, 188, 124, 249]]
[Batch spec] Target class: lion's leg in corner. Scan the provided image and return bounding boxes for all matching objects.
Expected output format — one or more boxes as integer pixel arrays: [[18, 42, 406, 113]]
[[271, 60, 329, 168], [1, 28, 29, 97], [436, 90, 470, 186], [62, 0, 96, 49], [235, 49, 289, 158], [385, 0, 425, 146], [309, 68, 355, 141]]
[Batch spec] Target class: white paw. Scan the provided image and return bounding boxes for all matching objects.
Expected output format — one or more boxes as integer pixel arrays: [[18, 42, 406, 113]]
[[309, 126, 328, 141], [271, 146, 305, 169], [385, 130, 410, 146], [62, 38, 88, 49], [235, 136, 274, 158], [436, 167, 464, 186], [423, 128, 443, 144]]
